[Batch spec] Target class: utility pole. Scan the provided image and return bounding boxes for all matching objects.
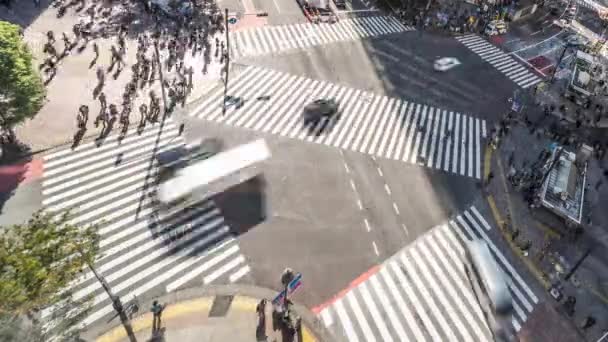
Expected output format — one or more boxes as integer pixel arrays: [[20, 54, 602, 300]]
[[72, 245, 136, 341], [222, 8, 230, 116], [87, 261, 137, 342]]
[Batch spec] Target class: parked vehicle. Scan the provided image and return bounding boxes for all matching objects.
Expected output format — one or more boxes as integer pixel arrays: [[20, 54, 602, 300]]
[[485, 20, 508, 36]]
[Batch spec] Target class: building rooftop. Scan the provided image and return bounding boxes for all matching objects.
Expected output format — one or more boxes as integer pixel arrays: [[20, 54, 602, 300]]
[[539, 147, 586, 225]]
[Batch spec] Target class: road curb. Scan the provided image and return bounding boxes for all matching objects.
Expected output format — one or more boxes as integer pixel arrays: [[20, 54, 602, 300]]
[[88, 284, 333, 342], [483, 144, 552, 290]]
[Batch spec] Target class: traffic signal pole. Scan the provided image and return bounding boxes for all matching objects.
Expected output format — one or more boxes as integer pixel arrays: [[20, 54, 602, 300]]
[[222, 8, 230, 116]]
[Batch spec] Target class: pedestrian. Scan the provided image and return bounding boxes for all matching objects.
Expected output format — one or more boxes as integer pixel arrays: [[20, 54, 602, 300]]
[[151, 300, 165, 332], [485, 172, 494, 187], [46, 30, 55, 44], [581, 316, 596, 330], [78, 105, 89, 127], [62, 32, 72, 51], [139, 103, 148, 126], [90, 42, 99, 68]]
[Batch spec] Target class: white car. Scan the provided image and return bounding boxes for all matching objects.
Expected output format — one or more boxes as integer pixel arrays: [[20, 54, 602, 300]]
[[434, 57, 461, 71]]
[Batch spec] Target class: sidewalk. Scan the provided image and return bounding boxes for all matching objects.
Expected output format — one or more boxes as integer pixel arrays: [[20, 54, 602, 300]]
[[3, 1, 227, 154], [483, 106, 608, 341], [87, 285, 332, 342]]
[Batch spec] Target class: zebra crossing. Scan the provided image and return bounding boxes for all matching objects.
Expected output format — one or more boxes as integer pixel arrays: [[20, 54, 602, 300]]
[[318, 205, 539, 342], [191, 66, 486, 179], [456, 35, 542, 89], [576, 0, 607, 12], [230, 16, 415, 59], [39, 121, 251, 329]]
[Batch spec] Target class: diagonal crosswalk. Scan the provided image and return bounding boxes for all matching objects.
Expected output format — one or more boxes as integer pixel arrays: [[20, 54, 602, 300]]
[[190, 66, 486, 179], [456, 35, 542, 89], [229, 16, 415, 59], [40, 121, 251, 328], [318, 205, 539, 342]]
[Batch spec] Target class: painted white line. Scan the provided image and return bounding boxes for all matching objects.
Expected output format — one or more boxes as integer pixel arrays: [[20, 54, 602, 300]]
[[357, 200, 364, 210], [377, 167, 383, 177], [350, 179, 357, 192], [384, 184, 392, 195], [402, 223, 409, 236], [372, 241, 380, 256], [393, 202, 400, 215], [509, 29, 565, 54], [229, 265, 251, 283], [344, 162, 350, 173], [320, 308, 334, 327], [364, 218, 372, 232]]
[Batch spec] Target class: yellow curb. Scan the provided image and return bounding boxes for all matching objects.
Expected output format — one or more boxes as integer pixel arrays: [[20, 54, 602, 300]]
[[229, 295, 258, 312], [484, 145, 493, 181], [96, 297, 213, 342], [302, 325, 318, 342], [487, 195, 504, 227]]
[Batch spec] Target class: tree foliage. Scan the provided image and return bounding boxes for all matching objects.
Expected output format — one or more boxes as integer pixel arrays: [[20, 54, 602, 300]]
[[0, 210, 100, 314], [0, 20, 45, 132]]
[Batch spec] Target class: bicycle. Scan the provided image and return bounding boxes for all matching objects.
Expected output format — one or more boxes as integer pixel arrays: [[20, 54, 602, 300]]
[[124, 295, 140, 319]]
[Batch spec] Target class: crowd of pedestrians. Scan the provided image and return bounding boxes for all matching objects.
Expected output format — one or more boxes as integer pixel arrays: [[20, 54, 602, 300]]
[[35, 0, 229, 145]]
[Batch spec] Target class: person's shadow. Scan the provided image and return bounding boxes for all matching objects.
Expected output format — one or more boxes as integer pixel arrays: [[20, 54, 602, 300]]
[[148, 327, 166, 342]]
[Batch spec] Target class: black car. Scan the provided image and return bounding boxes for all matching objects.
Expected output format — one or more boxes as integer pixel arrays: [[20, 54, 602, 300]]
[[303, 99, 339, 125]]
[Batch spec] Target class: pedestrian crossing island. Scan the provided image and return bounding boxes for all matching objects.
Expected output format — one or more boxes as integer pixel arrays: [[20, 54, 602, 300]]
[[191, 66, 486, 179], [230, 16, 415, 59], [456, 34, 542, 89], [317, 205, 539, 342], [40, 122, 251, 330]]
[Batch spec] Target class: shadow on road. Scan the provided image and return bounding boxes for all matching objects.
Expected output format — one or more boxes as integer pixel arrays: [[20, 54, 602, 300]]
[[0, 142, 33, 215], [210, 175, 268, 236]]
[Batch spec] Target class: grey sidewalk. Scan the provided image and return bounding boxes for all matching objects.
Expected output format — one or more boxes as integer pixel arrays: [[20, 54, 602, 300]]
[[85, 284, 333, 342]]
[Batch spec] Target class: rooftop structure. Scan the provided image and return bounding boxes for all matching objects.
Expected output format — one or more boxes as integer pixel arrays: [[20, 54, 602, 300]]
[[539, 146, 587, 225]]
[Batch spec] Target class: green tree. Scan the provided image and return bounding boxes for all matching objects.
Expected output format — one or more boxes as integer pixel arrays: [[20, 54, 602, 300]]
[[0, 20, 45, 142], [0, 210, 100, 338]]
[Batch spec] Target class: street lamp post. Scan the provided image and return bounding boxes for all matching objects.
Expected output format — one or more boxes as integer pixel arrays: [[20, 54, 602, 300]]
[[222, 8, 230, 116], [87, 261, 137, 342]]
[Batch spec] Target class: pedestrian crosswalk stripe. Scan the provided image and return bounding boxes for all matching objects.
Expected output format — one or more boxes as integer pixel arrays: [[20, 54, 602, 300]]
[[40, 122, 251, 330], [318, 205, 537, 342], [191, 66, 484, 179], [456, 34, 542, 89], [230, 16, 415, 59]]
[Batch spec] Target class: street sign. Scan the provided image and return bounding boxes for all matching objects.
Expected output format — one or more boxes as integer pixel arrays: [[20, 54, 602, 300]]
[[228, 17, 237, 24], [272, 272, 302, 305]]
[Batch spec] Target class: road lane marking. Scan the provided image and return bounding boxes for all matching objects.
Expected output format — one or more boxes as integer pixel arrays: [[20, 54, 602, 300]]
[[372, 241, 380, 256], [364, 218, 372, 232], [393, 203, 400, 215], [357, 200, 363, 210], [402, 223, 409, 236], [344, 162, 350, 173], [384, 184, 391, 195], [350, 179, 357, 192], [377, 167, 383, 177]]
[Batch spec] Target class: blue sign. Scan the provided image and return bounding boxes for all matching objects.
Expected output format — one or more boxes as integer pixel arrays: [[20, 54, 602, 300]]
[[511, 100, 522, 112], [272, 273, 302, 305], [228, 17, 237, 24]]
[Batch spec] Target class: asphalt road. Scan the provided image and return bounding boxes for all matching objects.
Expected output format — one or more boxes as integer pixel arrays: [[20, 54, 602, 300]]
[[244, 29, 515, 121]]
